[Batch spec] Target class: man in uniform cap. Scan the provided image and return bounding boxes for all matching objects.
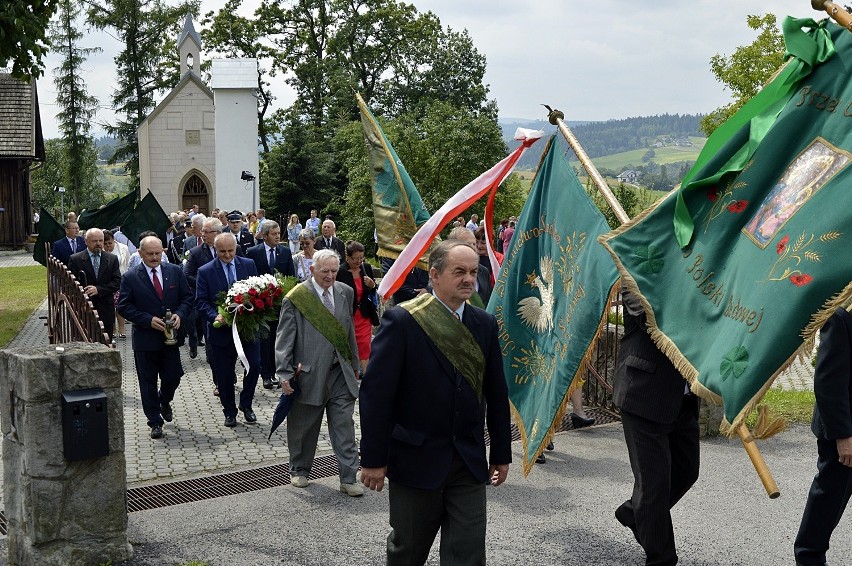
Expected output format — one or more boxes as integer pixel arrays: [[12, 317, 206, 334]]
[[227, 210, 255, 255]]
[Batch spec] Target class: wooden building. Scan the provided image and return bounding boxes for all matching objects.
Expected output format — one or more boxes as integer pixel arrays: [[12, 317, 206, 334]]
[[0, 74, 45, 248]]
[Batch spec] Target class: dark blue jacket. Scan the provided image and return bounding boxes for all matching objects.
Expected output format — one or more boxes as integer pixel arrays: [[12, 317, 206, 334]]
[[245, 242, 295, 277], [117, 262, 193, 350], [51, 236, 86, 266], [195, 256, 258, 348]]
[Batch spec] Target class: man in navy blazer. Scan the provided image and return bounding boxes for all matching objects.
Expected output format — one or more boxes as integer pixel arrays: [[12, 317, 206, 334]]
[[118, 236, 193, 439], [245, 220, 294, 389], [359, 240, 512, 565], [196, 232, 261, 428], [795, 306, 852, 566], [51, 220, 86, 266]]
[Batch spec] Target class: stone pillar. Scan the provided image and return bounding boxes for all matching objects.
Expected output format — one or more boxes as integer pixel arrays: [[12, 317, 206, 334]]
[[0, 343, 132, 565]]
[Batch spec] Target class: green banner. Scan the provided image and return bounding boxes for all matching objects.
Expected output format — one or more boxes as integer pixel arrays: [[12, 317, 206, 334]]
[[600, 21, 852, 431], [356, 93, 433, 267], [120, 191, 171, 247], [488, 136, 618, 475], [33, 208, 65, 267], [77, 186, 138, 231]]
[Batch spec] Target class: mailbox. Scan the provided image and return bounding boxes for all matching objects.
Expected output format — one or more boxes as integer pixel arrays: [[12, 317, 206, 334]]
[[61, 388, 109, 461]]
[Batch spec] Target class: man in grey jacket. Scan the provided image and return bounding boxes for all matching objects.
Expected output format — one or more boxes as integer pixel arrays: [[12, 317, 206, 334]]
[[275, 249, 362, 496]]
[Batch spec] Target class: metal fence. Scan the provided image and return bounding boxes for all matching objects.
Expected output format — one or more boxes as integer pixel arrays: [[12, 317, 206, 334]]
[[46, 246, 112, 347], [581, 298, 623, 412]]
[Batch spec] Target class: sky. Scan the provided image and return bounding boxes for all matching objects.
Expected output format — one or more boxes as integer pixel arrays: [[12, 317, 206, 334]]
[[37, 0, 814, 139]]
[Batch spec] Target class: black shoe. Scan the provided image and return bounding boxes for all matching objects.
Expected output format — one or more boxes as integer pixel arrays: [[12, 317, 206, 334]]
[[197, 339, 204, 346], [570, 412, 596, 428], [262, 378, 273, 389], [224, 415, 237, 427], [535, 453, 546, 464], [150, 425, 163, 439], [615, 503, 639, 543], [546, 441, 554, 451], [239, 405, 257, 423], [189, 345, 198, 359], [160, 402, 173, 422], [270, 376, 280, 387]]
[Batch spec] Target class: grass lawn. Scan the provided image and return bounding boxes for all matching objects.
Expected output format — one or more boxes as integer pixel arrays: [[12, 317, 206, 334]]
[[0, 265, 47, 348], [750, 388, 815, 426]]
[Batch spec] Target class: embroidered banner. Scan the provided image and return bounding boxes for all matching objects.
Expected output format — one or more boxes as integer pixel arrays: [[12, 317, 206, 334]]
[[488, 136, 618, 475], [600, 21, 852, 431]]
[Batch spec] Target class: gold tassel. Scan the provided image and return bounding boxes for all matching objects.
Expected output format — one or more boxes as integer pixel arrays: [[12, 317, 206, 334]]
[[752, 405, 787, 440]]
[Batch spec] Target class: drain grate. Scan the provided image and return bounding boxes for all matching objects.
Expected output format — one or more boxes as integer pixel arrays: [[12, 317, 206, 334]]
[[126, 454, 340, 512], [128, 407, 619, 513]]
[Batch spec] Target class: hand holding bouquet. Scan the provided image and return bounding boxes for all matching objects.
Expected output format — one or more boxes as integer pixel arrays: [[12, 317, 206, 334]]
[[213, 273, 297, 340]]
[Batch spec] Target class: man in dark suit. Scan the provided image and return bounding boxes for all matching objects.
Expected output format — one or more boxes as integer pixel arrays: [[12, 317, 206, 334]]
[[380, 256, 430, 306], [245, 220, 294, 389], [51, 220, 86, 266], [314, 219, 345, 260], [359, 240, 512, 564], [68, 228, 122, 341], [794, 306, 852, 566], [117, 236, 193, 439], [613, 289, 699, 566], [226, 210, 256, 255], [196, 232, 261, 428]]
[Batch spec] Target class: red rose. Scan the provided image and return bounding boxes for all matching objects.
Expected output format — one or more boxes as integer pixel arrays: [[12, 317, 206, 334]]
[[776, 235, 789, 255], [707, 188, 718, 202], [249, 288, 258, 296], [234, 294, 244, 304], [726, 200, 748, 213], [265, 297, 273, 307], [789, 274, 813, 287], [254, 299, 265, 309]]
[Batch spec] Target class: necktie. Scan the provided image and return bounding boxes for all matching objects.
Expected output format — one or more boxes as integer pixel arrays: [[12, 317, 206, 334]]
[[269, 248, 276, 270], [71, 239, 76, 253], [92, 253, 100, 276], [152, 268, 163, 300], [227, 262, 236, 285], [322, 289, 334, 313]]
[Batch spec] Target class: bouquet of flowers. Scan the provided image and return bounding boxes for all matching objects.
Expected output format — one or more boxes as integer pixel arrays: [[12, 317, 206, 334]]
[[213, 273, 297, 340]]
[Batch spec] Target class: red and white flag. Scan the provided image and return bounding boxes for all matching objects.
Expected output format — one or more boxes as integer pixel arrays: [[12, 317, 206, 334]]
[[378, 128, 544, 300]]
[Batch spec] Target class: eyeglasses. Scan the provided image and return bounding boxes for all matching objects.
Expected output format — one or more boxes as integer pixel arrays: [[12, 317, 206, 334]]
[[202, 229, 219, 234]]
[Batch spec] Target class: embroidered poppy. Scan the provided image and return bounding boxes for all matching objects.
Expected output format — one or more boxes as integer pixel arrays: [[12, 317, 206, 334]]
[[726, 200, 749, 213], [776, 235, 790, 255], [789, 274, 813, 287], [707, 188, 718, 202]]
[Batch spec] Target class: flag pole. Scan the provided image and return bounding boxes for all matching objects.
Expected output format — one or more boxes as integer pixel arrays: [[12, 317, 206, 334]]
[[738, 424, 781, 498], [812, 0, 852, 30], [545, 105, 782, 498], [545, 106, 630, 224]]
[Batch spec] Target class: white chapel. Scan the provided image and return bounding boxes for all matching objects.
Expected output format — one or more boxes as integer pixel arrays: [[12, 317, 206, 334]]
[[137, 15, 260, 215]]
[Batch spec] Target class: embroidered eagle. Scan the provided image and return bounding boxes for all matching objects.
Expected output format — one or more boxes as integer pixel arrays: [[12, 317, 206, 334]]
[[517, 256, 554, 332]]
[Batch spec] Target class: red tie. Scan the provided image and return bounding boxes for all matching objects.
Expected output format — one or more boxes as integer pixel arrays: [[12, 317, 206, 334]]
[[152, 268, 164, 300]]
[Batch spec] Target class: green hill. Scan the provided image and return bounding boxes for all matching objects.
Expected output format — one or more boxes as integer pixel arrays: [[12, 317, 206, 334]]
[[572, 136, 706, 172]]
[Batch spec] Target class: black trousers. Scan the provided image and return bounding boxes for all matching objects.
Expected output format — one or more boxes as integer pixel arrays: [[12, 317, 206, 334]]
[[794, 434, 852, 565], [258, 318, 279, 379], [619, 395, 700, 566], [133, 348, 183, 428], [386, 453, 486, 566], [210, 339, 260, 418]]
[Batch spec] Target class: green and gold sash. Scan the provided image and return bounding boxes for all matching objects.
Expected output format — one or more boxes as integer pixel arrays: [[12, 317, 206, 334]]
[[401, 293, 485, 400], [287, 283, 354, 363]]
